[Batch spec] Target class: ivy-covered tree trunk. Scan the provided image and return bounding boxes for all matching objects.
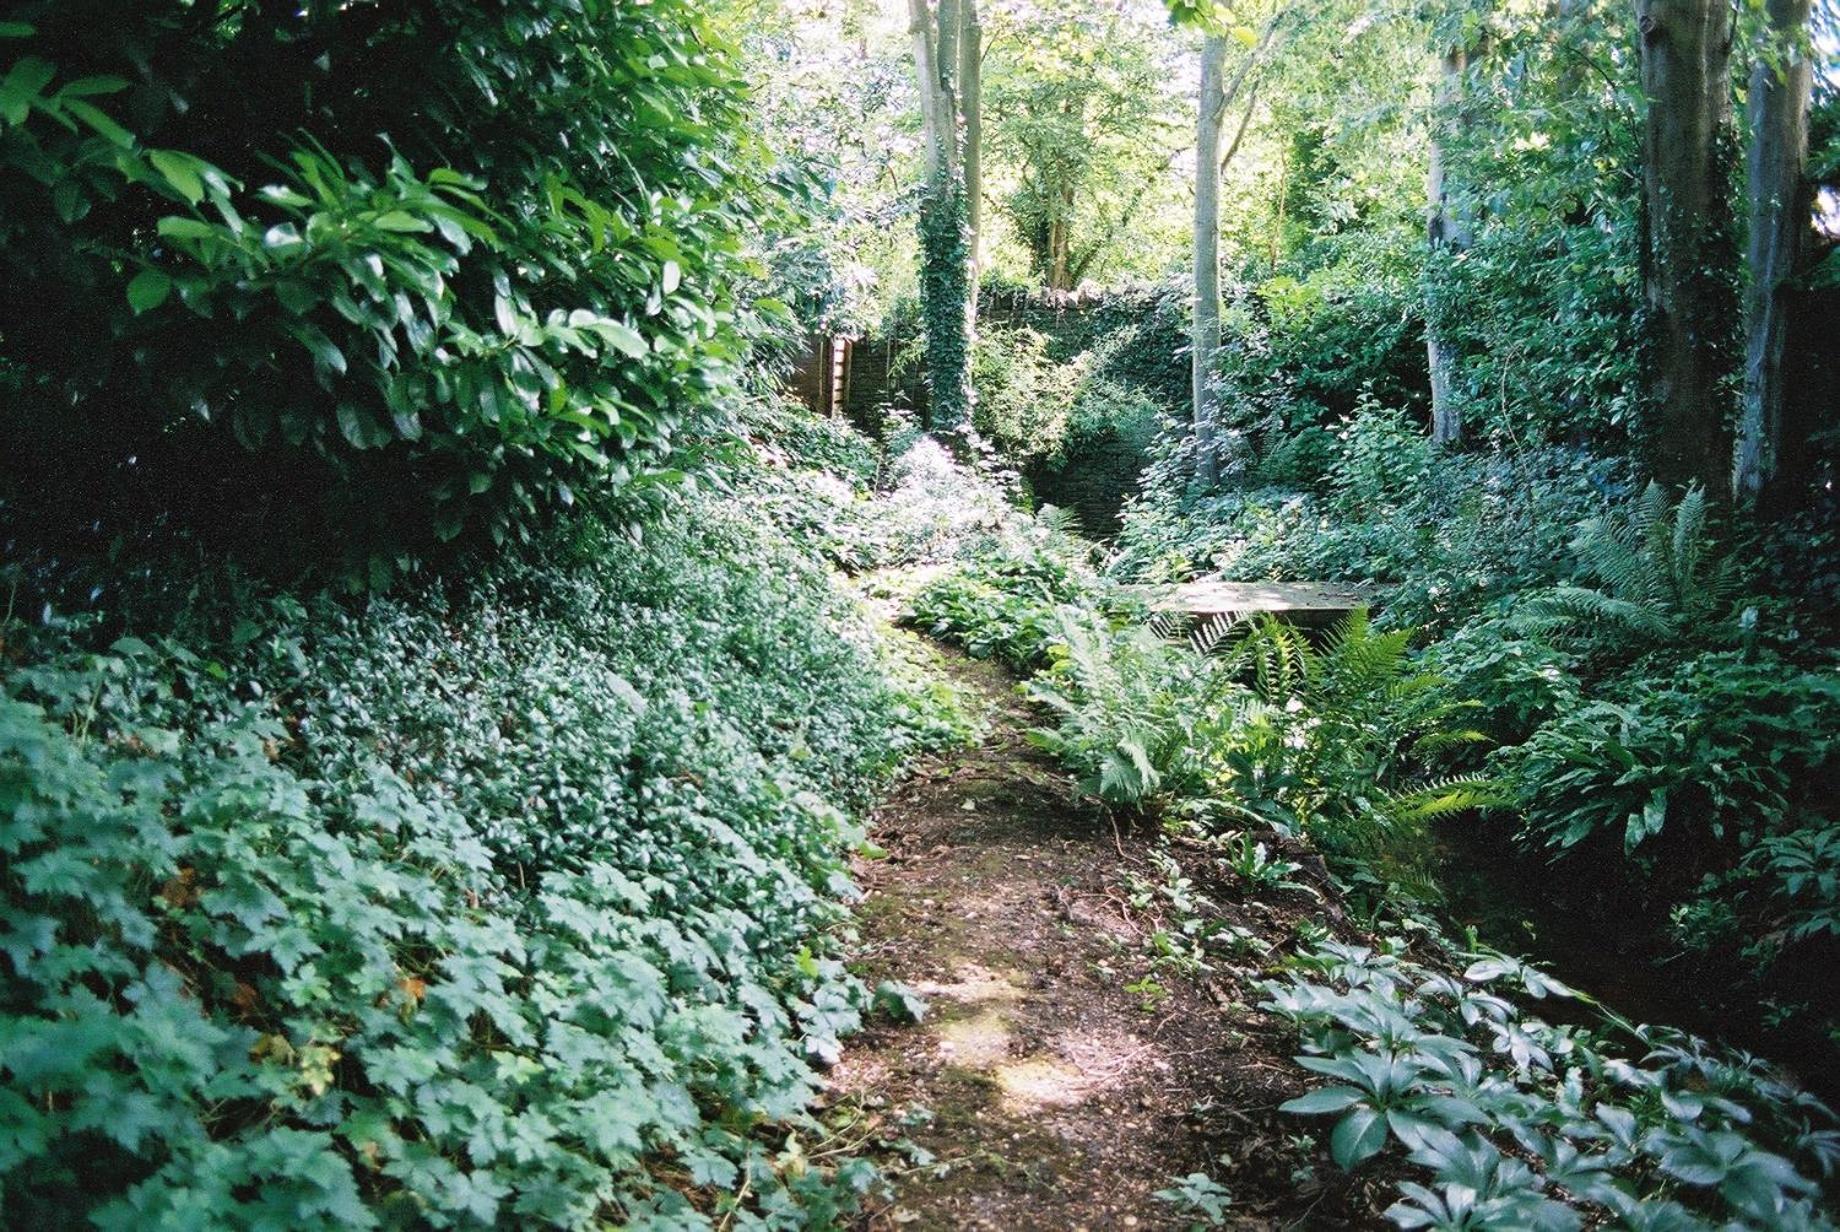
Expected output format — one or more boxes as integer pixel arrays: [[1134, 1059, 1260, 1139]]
[[1732, 0, 1813, 509], [1426, 37, 1473, 446], [1193, 33, 1227, 486], [1635, 0, 1736, 492], [909, 0, 974, 430]]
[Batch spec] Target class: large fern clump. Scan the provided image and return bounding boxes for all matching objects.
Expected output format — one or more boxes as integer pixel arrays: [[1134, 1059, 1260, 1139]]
[[1525, 482, 1741, 647], [1026, 612, 1243, 807], [1214, 611, 1496, 871], [1025, 604, 1494, 888]]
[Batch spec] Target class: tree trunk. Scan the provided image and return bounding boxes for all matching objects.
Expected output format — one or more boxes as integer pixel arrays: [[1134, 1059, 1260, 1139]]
[[1050, 181, 1078, 290], [1426, 40, 1471, 446], [1635, 0, 1736, 491], [908, 0, 973, 430], [960, 0, 982, 280], [1193, 34, 1227, 486], [936, 0, 961, 103], [908, 0, 955, 183], [1732, 0, 1813, 508]]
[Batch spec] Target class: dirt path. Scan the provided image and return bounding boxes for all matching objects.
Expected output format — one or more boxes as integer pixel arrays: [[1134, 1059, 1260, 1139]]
[[830, 653, 1381, 1231]]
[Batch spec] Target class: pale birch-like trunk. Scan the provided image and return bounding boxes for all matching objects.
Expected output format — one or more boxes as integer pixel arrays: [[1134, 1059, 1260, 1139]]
[[1193, 35, 1227, 485], [960, 0, 983, 317], [1426, 42, 1472, 446]]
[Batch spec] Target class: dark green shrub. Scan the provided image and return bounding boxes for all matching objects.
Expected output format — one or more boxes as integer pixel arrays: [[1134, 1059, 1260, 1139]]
[[1501, 651, 1840, 874], [0, 1, 780, 576]]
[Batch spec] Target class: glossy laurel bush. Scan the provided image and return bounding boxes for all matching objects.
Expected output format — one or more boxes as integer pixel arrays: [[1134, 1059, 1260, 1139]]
[[0, 480, 927, 1228], [0, 0, 788, 579]]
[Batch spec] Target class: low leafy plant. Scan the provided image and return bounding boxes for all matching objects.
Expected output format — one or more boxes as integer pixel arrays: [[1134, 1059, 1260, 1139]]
[[1500, 650, 1840, 863], [1268, 938, 1840, 1230], [1153, 1171, 1233, 1228], [0, 464, 932, 1226], [908, 507, 1105, 670], [1221, 832, 1306, 892]]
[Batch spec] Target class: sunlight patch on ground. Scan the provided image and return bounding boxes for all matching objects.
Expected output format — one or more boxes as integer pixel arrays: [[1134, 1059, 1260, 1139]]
[[994, 1026, 1155, 1113], [936, 1007, 1015, 1068], [993, 1056, 1089, 1110], [912, 962, 1027, 1005], [924, 962, 1027, 1068]]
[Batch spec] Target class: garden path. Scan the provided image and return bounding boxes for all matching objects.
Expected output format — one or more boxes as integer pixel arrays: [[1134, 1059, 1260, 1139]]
[[828, 651, 1383, 1231]]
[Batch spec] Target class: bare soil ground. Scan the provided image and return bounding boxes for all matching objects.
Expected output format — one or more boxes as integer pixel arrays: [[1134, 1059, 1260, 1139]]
[[829, 652, 1387, 1231]]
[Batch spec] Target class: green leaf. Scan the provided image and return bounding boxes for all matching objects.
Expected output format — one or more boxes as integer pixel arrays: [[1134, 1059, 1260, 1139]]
[[597, 321, 648, 360], [127, 269, 172, 314], [1280, 1086, 1365, 1115], [1330, 1106, 1387, 1170], [872, 980, 928, 1024], [156, 216, 219, 241], [336, 403, 376, 448], [0, 56, 55, 124], [1626, 787, 1669, 853], [149, 149, 205, 205], [373, 210, 432, 233], [493, 294, 518, 336], [273, 280, 318, 316], [63, 97, 134, 147], [55, 75, 129, 98], [291, 326, 347, 377]]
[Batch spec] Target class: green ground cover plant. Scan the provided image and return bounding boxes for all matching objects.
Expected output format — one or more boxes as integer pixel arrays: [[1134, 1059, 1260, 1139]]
[[0, 426, 967, 1229], [1268, 938, 1840, 1230]]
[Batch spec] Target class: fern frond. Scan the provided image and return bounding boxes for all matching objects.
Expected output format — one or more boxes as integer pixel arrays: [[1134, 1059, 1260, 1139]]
[[1322, 620, 1410, 698], [1671, 485, 1710, 600], [1192, 612, 1251, 657], [1522, 586, 1674, 640], [1036, 504, 1083, 538], [1411, 727, 1493, 756], [1384, 776, 1503, 823]]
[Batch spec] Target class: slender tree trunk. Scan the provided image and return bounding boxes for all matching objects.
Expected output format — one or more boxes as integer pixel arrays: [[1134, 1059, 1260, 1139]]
[[1635, 0, 1736, 491], [1732, 0, 1813, 508], [1426, 40, 1472, 446], [960, 0, 982, 285], [908, 0, 973, 429], [936, 0, 960, 99], [1193, 34, 1227, 486], [908, 0, 955, 184], [1221, 85, 1259, 174], [1050, 182, 1078, 290]]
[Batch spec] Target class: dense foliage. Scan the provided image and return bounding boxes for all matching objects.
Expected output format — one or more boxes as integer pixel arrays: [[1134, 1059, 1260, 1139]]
[[1115, 391, 1840, 1054], [0, 416, 982, 1226], [0, 0, 782, 576], [5, 0, 1838, 1225]]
